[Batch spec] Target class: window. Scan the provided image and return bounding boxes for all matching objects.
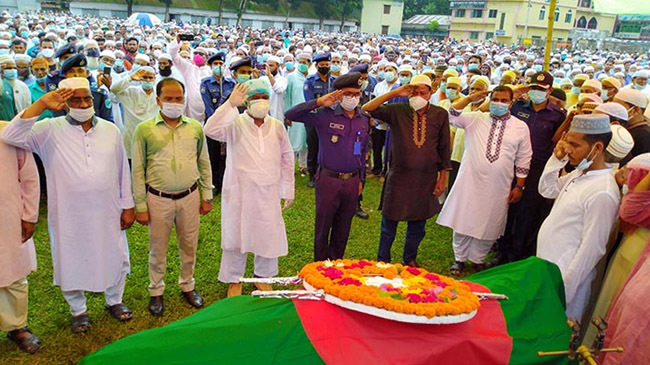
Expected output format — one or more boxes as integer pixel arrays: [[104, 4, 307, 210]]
[[470, 31, 479, 39], [455, 9, 466, 18], [499, 13, 505, 30], [539, 6, 546, 21], [488, 9, 498, 18], [565, 10, 572, 23], [554, 9, 559, 21], [580, 0, 591, 8], [383, 5, 390, 14], [576, 16, 587, 28], [587, 17, 598, 29], [381, 25, 389, 35], [485, 32, 494, 39], [471, 9, 483, 18]]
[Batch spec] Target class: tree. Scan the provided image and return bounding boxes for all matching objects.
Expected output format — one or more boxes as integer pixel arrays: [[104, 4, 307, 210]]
[[218, 0, 224, 25], [337, 0, 361, 32], [159, 0, 172, 22], [428, 20, 439, 32], [283, 0, 302, 29], [237, 0, 249, 27], [313, 0, 335, 30], [125, 0, 134, 17]]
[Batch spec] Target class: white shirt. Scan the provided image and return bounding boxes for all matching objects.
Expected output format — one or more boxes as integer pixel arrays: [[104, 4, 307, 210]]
[[204, 104, 295, 258], [8, 79, 31, 114], [372, 80, 399, 131], [110, 74, 160, 158], [260, 73, 288, 122], [537, 155, 620, 319], [437, 109, 533, 240], [169, 41, 212, 121], [1, 112, 134, 291]]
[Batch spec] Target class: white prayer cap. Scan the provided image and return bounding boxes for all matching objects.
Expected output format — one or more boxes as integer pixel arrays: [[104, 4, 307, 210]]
[[158, 53, 172, 61], [115, 50, 125, 58], [330, 52, 341, 59], [582, 79, 602, 91], [359, 54, 371, 62], [135, 53, 150, 63], [58, 77, 90, 90], [409, 74, 431, 88], [100, 50, 115, 59], [632, 70, 649, 79], [398, 64, 413, 75], [570, 114, 611, 134], [267, 55, 282, 65], [384, 62, 398, 71], [614, 89, 649, 108], [296, 52, 312, 61], [606, 124, 634, 159], [141, 66, 155, 75], [13, 54, 31, 62], [594, 102, 629, 122], [601, 77, 621, 90]]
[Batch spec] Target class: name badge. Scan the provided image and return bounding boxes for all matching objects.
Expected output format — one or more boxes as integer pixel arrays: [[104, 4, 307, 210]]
[[517, 111, 530, 119], [329, 123, 345, 130]]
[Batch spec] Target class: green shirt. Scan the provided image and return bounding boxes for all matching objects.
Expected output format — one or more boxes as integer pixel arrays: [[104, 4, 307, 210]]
[[131, 112, 213, 212], [28, 81, 53, 120], [0, 79, 16, 121]]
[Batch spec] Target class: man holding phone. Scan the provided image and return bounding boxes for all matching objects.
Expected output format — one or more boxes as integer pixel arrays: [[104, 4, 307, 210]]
[[169, 34, 211, 121]]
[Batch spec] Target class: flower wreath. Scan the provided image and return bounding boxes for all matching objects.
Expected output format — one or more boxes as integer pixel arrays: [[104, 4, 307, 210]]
[[299, 260, 480, 318]]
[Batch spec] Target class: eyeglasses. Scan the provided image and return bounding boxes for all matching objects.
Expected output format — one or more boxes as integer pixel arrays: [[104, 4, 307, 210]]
[[67, 97, 94, 107]]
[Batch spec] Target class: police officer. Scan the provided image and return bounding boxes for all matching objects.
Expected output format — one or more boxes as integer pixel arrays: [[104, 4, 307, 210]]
[[286, 72, 370, 261], [302, 52, 336, 188], [45, 43, 77, 92], [200, 52, 236, 196], [51, 54, 113, 121]]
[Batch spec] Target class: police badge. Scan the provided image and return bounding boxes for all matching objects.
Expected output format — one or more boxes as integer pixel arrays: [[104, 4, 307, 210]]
[[331, 134, 339, 143]]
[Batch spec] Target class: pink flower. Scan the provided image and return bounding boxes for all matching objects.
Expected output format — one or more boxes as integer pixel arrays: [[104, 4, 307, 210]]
[[337, 277, 362, 286], [424, 273, 440, 281], [379, 284, 399, 292], [320, 267, 344, 280], [405, 293, 422, 303], [406, 267, 421, 275]]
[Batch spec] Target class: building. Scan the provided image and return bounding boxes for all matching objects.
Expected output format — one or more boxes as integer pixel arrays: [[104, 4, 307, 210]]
[[448, 0, 616, 47], [613, 15, 650, 41], [0, 0, 40, 12], [360, 0, 404, 35], [68, 1, 356, 31], [401, 14, 451, 40]]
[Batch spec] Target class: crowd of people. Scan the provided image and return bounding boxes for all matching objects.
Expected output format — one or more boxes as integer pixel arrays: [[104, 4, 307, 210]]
[[0, 10, 649, 363]]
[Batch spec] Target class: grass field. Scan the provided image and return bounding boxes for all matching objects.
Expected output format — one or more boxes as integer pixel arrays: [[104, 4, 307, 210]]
[[0, 172, 470, 364]]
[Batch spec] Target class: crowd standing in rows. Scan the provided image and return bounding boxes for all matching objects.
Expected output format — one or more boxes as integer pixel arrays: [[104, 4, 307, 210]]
[[1, 11, 649, 363]]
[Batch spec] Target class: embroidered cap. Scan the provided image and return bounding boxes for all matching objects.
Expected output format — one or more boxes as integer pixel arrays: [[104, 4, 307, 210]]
[[594, 102, 628, 121], [570, 114, 611, 135], [409, 74, 431, 88], [606, 124, 634, 159]]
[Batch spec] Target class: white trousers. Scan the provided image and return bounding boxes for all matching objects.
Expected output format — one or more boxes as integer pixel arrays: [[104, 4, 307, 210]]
[[218, 250, 278, 283], [0, 277, 28, 331], [61, 270, 127, 316], [296, 149, 307, 169], [452, 232, 495, 264], [147, 189, 200, 296]]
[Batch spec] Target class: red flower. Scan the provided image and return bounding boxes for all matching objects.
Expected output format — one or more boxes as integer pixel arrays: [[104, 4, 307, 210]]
[[406, 267, 421, 276], [424, 273, 439, 281], [320, 267, 344, 280], [337, 277, 362, 286], [405, 293, 422, 303]]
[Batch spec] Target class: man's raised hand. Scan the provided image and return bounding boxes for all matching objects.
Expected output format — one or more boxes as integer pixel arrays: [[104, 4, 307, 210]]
[[229, 83, 250, 107]]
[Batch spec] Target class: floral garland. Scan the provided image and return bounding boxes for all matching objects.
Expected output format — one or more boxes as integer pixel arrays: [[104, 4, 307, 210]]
[[299, 260, 480, 318]]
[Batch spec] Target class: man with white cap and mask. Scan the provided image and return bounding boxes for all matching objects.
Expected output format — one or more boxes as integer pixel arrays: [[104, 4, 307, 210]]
[[259, 55, 287, 122], [109, 65, 159, 160], [613, 88, 650, 165], [537, 114, 620, 320], [1, 77, 136, 333], [204, 79, 294, 297], [626, 70, 650, 101]]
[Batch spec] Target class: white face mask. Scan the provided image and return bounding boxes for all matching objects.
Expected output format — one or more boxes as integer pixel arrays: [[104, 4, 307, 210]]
[[409, 96, 428, 110], [340, 95, 360, 111], [248, 99, 269, 119], [68, 106, 95, 122], [161, 102, 184, 119]]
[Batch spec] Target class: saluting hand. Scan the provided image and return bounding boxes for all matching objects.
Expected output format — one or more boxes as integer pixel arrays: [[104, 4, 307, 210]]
[[467, 90, 491, 103], [317, 90, 343, 107], [229, 83, 250, 107], [554, 131, 570, 160], [394, 84, 414, 97], [39, 88, 75, 111]]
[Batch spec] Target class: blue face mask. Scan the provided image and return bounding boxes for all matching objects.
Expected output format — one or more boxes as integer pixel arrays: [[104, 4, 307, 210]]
[[468, 63, 479, 71], [534, 64, 543, 72], [36, 76, 47, 83], [456, 65, 463, 72], [571, 86, 581, 95], [131, 64, 141, 72], [257, 55, 264, 63], [574, 145, 595, 171], [236, 74, 251, 83], [378, 71, 386, 80], [284, 62, 294, 71], [87, 49, 99, 57], [114, 59, 124, 69], [633, 82, 646, 90], [331, 64, 341, 72], [528, 89, 547, 104], [445, 89, 457, 100], [489, 101, 510, 117], [141, 81, 154, 90], [21, 31, 29, 38], [262, 54, 270, 62], [384, 72, 396, 82], [236, 41, 242, 47], [297, 63, 308, 73], [399, 76, 411, 85], [212, 65, 223, 77], [0, 49, 9, 55], [3, 69, 18, 80], [601, 89, 609, 101], [423, 65, 432, 71]]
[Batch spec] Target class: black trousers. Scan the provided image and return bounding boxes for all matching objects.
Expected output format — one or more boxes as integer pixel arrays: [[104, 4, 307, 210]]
[[305, 124, 319, 177], [371, 127, 386, 175], [206, 136, 227, 196], [448, 160, 461, 190]]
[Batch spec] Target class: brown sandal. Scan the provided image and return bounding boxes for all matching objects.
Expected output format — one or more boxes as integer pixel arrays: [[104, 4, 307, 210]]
[[105, 303, 133, 322], [7, 327, 41, 354]]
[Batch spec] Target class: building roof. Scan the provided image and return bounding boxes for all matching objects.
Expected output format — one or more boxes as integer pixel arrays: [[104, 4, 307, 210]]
[[403, 14, 451, 26]]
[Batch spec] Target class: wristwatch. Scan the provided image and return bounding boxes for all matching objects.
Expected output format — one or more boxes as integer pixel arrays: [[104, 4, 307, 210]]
[[515, 184, 526, 191]]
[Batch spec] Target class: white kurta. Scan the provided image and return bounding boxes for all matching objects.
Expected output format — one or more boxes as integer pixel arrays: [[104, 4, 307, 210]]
[[1, 112, 135, 292], [0, 122, 39, 287], [110, 74, 159, 158], [537, 155, 620, 319], [9, 79, 31, 113], [204, 103, 295, 258], [260, 74, 287, 122], [169, 41, 212, 121], [437, 109, 533, 240], [284, 71, 308, 152]]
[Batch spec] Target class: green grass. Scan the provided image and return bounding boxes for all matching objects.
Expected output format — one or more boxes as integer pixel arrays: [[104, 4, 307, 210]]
[[0, 172, 470, 364]]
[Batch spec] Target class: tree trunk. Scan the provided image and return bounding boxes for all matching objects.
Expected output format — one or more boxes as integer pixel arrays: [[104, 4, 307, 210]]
[[164, 3, 170, 22], [284, 8, 291, 29], [218, 0, 224, 26], [126, 0, 133, 16], [319, 16, 324, 31], [339, 7, 346, 32], [237, 0, 248, 27]]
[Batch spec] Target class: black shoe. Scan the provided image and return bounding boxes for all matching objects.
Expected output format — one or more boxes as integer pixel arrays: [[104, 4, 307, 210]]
[[182, 289, 204, 308], [486, 255, 506, 269], [7, 328, 41, 354], [149, 295, 164, 316], [307, 176, 315, 188], [355, 206, 369, 219]]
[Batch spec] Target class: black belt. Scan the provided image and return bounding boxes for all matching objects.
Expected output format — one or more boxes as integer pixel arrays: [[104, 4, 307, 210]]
[[320, 167, 359, 180], [147, 182, 198, 200]]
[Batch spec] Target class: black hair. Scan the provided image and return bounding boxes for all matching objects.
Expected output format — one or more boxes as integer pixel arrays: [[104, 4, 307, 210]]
[[156, 77, 185, 97], [124, 37, 138, 44], [467, 69, 481, 77], [583, 132, 613, 148], [469, 54, 482, 64], [492, 85, 513, 100], [12, 39, 27, 46]]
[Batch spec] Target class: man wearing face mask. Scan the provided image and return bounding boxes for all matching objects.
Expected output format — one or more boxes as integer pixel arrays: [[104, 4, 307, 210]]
[[626, 70, 650, 101], [200, 52, 235, 196], [1, 56, 31, 115], [303, 52, 335, 188], [537, 114, 619, 321], [286, 72, 369, 262], [14, 54, 34, 85], [205, 80, 294, 297], [1, 78, 136, 333], [613, 89, 650, 166], [438, 86, 533, 275], [566, 73, 589, 108], [109, 66, 159, 160], [362, 75, 450, 267], [169, 36, 211, 121], [132, 77, 213, 315], [260, 55, 288, 122]]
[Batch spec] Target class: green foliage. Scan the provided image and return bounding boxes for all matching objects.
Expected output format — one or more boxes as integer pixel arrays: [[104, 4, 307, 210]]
[[404, 0, 450, 18], [428, 19, 440, 31]]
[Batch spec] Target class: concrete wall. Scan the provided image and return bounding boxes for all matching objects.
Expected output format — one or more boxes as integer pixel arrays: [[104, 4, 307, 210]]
[[360, 0, 404, 35], [0, 0, 40, 12], [68, 2, 356, 32]]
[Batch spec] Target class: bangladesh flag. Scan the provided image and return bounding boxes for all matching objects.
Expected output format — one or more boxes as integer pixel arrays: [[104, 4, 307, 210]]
[[81, 257, 571, 364]]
